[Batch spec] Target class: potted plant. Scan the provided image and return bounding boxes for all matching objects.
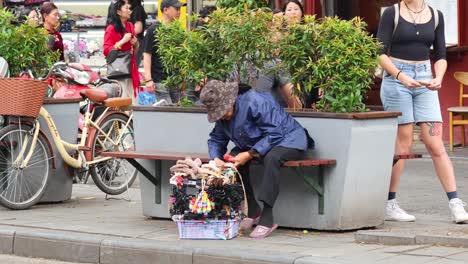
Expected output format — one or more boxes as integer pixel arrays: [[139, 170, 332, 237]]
[[0, 9, 77, 203], [269, 15, 399, 230], [132, 7, 400, 230], [0, 9, 60, 77]]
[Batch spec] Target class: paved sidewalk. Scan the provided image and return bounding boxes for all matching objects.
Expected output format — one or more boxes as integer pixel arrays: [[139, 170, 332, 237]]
[[0, 146, 468, 264]]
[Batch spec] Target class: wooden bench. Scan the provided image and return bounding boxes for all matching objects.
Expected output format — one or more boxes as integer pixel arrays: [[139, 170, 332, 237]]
[[393, 154, 423, 166], [102, 150, 336, 214]]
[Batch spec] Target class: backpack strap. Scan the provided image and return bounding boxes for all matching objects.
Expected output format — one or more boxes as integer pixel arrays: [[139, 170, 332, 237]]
[[392, 3, 399, 35]]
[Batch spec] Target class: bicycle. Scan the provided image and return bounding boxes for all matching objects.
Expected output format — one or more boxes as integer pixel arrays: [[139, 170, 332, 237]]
[[0, 62, 137, 210]]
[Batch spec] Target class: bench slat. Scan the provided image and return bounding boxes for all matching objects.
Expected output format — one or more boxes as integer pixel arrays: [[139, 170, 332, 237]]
[[392, 153, 423, 167], [283, 159, 336, 167], [102, 150, 336, 168], [101, 150, 336, 167], [101, 150, 211, 162], [393, 154, 423, 160]]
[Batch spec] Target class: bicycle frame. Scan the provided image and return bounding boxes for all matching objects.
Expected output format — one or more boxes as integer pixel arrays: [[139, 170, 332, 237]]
[[16, 99, 133, 170]]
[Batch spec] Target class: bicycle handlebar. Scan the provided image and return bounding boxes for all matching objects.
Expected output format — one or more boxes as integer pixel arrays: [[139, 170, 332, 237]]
[[37, 62, 68, 81]]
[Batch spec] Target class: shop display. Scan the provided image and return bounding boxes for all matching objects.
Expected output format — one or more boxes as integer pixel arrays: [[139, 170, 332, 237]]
[[169, 158, 246, 240], [62, 34, 102, 63]]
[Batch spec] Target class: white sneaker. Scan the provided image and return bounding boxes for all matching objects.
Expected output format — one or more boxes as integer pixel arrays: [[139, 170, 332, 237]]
[[449, 198, 468, 224], [385, 199, 416, 222]]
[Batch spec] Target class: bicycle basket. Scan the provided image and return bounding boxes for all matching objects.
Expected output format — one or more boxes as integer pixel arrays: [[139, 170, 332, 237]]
[[0, 78, 48, 118]]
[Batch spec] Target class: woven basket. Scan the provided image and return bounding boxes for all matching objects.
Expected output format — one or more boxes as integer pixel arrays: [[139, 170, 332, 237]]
[[0, 78, 48, 118], [175, 219, 240, 240]]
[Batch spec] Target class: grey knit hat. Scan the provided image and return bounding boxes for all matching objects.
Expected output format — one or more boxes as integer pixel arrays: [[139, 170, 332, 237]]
[[200, 80, 239, 123]]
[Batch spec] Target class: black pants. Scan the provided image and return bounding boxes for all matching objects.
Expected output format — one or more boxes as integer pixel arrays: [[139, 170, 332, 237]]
[[231, 146, 306, 217]]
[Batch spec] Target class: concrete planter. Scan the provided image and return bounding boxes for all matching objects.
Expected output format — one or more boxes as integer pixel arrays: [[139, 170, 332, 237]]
[[132, 106, 399, 230], [40, 98, 80, 202]]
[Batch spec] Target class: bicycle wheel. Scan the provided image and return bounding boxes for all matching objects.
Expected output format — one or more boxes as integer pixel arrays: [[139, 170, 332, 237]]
[[0, 124, 51, 210], [89, 113, 137, 195]]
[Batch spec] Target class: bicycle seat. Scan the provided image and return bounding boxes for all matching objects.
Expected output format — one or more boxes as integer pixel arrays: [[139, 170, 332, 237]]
[[103, 97, 132, 108], [80, 89, 108, 102]]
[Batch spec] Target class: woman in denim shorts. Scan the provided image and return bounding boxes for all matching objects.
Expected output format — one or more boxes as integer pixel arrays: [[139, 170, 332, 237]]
[[377, 0, 468, 223]]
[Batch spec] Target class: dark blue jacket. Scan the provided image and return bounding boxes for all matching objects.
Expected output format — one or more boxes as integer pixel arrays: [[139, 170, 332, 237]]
[[208, 89, 314, 159]]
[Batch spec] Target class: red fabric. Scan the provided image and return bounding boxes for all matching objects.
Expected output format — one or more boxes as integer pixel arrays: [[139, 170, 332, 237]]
[[48, 29, 64, 61], [103, 22, 139, 97]]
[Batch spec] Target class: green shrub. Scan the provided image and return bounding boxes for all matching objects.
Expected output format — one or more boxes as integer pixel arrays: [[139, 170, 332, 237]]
[[216, 0, 269, 13], [278, 16, 381, 112], [157, 9, 380, 113], [157, 9, 277, 87]]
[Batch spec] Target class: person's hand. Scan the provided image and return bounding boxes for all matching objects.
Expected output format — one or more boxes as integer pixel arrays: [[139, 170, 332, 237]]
[[122, 33, 132, 43], [213, 157, 225, 167], [398, 73, 422, 88], [145, 80, 155, 94], [318, 88, 324, 99], [233, 151, 252, 168], [427, 77, 443, 90], [194, 77, 207, 92], [130, 36, 138, 46]]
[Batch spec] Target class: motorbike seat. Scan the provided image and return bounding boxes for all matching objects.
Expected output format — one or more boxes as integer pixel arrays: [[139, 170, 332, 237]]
[[103, 97, 132, 108], [80, 89, 108, 102]]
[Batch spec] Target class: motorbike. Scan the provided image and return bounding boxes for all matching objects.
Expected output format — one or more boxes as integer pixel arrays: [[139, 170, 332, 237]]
[[48, 63, 122, 130]]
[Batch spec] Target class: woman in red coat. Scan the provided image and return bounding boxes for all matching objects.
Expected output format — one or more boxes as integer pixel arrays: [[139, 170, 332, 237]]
[[103, 0, 139, 103]]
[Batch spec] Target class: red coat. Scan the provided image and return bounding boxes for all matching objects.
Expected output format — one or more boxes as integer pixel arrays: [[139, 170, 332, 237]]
[[46, 28, 64, 61], [103, 21, 139, 97]]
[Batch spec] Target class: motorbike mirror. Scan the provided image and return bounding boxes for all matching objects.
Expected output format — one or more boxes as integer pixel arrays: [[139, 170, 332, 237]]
[[54, 62, 67, 70], [56, 68, 71, 79], [92, 79, 101, 86]]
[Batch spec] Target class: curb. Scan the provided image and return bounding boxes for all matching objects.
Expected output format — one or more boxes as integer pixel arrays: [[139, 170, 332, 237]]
[[355, 231, 468, 248], [0, 225, 340, 264]]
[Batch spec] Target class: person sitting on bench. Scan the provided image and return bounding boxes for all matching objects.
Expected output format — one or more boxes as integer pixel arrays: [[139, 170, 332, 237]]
[[200, 80, 314, 238]]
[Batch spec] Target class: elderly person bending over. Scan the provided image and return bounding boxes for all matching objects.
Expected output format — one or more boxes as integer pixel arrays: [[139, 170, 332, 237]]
[[200, 81, 314, 238]]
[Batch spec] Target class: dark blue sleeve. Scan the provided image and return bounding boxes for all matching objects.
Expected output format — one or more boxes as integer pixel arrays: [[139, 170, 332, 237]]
[[250, 101, 285, 156], [433, 10, 446, 61], [207, 122, 229, 160]]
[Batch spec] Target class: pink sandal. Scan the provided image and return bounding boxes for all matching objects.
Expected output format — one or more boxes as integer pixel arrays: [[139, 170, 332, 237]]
[[249, 224, 278, 238], [240, 215, 260, 230]]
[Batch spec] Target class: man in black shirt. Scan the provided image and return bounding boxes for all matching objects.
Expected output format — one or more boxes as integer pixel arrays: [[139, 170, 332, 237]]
[[143, 0, 186, 104], [130, 0, 146, 67]]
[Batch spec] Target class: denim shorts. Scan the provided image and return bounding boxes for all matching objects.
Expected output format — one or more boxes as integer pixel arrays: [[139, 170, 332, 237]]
[[380, 60, 442, 125]]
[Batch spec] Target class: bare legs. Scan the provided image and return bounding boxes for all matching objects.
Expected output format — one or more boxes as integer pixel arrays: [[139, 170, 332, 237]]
[[391, 122, 456, 193]]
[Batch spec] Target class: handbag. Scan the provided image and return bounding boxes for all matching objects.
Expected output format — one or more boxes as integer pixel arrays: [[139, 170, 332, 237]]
[[106, 49, 132, 79]]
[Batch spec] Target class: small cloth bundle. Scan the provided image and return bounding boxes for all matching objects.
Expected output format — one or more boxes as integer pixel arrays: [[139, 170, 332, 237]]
[[189, 191, 214, 215], [170, 158, 203, 179], [198, 161, 221, 178]]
